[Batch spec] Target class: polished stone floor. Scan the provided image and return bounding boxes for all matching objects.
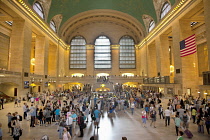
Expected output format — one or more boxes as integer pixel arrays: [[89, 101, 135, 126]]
[[0, 98, 210, 140]]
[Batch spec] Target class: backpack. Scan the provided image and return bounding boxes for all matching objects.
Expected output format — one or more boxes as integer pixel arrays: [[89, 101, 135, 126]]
[[19, 115, 22, 121], [183, 115, 188, 122]]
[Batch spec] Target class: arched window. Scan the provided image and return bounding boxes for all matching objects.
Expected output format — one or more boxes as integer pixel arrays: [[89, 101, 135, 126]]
[[148, 20, 155, 32], [70, 36, 86, 69], [119, 36, 135, 69], [94, 36, 111, 69], [160, 2, 171, 19], [50, 20, 56, 32], [33, 2, 44, 19]]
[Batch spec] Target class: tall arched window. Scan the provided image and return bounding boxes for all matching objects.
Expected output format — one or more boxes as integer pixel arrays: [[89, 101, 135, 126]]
[[33, 2, 44, 19], [70, 36, 86, 69], [94, 36, 111, 69], [119, 36, 135, 69], [50, 20, 56, 32], [148, 20, 155, 32], [160, 2, 171, 19]]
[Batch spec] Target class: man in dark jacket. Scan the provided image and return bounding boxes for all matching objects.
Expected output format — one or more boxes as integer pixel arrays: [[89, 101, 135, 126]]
[[77, 112, 85, 137]]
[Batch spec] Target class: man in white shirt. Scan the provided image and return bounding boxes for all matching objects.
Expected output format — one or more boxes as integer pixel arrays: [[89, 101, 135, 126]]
[[23, 103, 27, 119], [164, 107, 171, 126], [66, 116, 73, 137]]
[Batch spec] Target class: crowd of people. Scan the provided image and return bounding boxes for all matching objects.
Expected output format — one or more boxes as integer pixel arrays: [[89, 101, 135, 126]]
[[0, 88, 210, 140]]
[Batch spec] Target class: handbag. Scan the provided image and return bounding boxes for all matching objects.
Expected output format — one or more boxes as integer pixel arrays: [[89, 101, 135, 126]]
[[199, 120, 204, 125]]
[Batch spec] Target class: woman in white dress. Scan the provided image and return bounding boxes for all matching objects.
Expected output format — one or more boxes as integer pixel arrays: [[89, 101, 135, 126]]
[[63, 127, 71, 140]]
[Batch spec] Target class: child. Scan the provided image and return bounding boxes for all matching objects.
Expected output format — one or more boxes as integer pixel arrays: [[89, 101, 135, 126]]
[[177, 131, 184, 140]]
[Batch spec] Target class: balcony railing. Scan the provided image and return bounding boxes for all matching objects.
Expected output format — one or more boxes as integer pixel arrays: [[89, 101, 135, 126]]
[[143, 76, 170, 84]]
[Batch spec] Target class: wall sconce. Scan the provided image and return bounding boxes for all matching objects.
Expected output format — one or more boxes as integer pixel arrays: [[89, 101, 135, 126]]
[[39, 79, 43, 83], [31, 58, 35, 65], [170, 65, 174, 73], [31, 78, 35, 83]]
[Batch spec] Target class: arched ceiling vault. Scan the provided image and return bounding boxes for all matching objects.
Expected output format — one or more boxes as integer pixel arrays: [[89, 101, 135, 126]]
[[59, 9, 145, 44]]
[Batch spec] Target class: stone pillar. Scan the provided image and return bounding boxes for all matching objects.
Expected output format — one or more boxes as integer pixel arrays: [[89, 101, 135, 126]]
[[112, 45, 119, 76], [203, 0, 210, 70], [34, 36, 49, 76], [155, 35, 170, 76], [140, 45, 148, 76], [9, 19, 32, 73], [48, 45, 58, 77], [57, 44, 65, 77], [136, 47, 141, 76], [172, 20, 198, 95], [86, 45, 94, 76], [147, 43, 157, 77]]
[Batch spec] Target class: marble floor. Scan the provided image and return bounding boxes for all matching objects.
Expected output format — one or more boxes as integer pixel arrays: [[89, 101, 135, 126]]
[[0, 99, 210, 140]]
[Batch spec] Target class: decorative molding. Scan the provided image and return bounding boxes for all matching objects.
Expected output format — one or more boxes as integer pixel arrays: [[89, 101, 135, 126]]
[[8, 0, 69, 49], [138, 0, 193, 49]]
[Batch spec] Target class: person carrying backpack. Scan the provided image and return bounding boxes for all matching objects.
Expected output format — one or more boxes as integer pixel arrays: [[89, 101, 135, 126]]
[[182, 111, 189, 129]]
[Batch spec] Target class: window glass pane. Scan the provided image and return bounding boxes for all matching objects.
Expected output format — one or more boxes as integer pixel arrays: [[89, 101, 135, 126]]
[[148, 20, 155, 32], [50, 20, 56, 32], [33, 2, 44, 19], [119, 36, 136, 69], [70, 36, 86, 69], [160, 2, 171, 19], [94, 36, 111, 69]]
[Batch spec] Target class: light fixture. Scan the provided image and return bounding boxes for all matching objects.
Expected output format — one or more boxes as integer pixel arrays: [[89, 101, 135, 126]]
[[31, 58, 35, 65], [170, 65, 174, 73]]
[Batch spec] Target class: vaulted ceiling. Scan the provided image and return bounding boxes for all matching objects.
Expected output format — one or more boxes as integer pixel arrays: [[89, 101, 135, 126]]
[[27, 0, 177, 44]]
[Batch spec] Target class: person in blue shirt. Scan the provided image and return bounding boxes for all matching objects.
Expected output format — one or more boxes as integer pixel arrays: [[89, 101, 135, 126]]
[[71, 111, 77, 136], [94, 108, 101, 129], [94, 97, 98, 107], [54, 107, 60, 125], [30, 104, 36, 127]]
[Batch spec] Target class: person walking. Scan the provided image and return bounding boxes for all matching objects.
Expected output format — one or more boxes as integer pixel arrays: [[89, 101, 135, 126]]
[[191, 107, 197, 124], [158, 105, 164, 119], [130, 101, 135, 115], [66, 114, 73, 137], [164, 107, 171, 126], [150, 110, 157, 128], [174, 115, 181, 136], [0, 97, 4, 109], [58, 118, 65, 139], [55, 107, 61, 125], [94, 107, 101, 129], [29, 104, 36, 127], [62, 127, 71, 140], [142, 110, 147, 127], [77, 112, 85, 137], [11, 120, 22, 140], [84, 106, 90, 122], [71, 110, 77, 136]]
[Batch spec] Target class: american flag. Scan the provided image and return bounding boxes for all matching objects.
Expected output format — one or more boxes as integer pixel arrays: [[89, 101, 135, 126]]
[[180, 34, 196, 57]]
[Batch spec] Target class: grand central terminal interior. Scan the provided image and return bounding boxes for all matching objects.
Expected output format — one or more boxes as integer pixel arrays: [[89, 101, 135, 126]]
[[0, 0, 210, 140]]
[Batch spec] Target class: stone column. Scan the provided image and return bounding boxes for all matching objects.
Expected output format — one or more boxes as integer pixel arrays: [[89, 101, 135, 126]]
[[136, 47, 141, 76], [155, 35, 170, 76], [147, 43, 157, 77], [48, 45, 58, 77], [172, 20, 198, 95], [34, 36, 49, 76], [57, 45, 65, 77], [111, 45, 119, 76], [86, 45, 94, 76], [9, 19, 32, 73], [203, 0, 210, 70]]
